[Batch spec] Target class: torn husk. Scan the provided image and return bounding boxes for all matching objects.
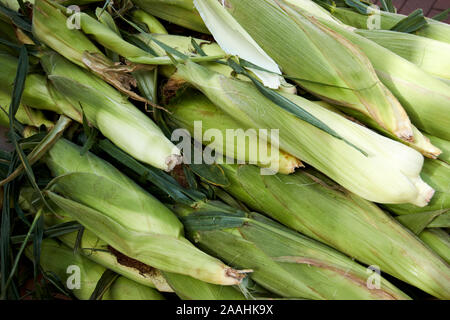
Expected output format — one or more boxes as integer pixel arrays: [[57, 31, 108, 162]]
[[32, 0, 148, 102], [25, 238, 166, 300], [40, 204, 174, 292]]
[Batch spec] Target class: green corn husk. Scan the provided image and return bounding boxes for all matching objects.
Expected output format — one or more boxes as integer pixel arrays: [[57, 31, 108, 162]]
[[32, 0, 105, 68], [220, 163, 450, 299], [167, 89, 302, 174], [162, 272, 246, 300], [289, 2, 450, 140], [43, 139, 244, 286], [426, 135, 450, 164], [60, 232, 175, 293], [355, 29, 450, 80], [313, 100, 441, 159], [175, 61, 433, 206], [41, 202, 245, 298], [6, 41, 180, 170], [0, 53, 82, 122], [41, 205, 174, 292], [41, 53, 181, 172], [384, 159, 450, 216], [419, 229, 450, 264], [94, 8, 121, 62], [36, 0, 221, 67], [135, 32, 296, 93], [132, 9, 169, 34], [136, 33, 237, 78], [132, 0, 210, 34], [102, 276, 165, 300], [171, 201, 409, 300], [328, 6, 450, 44], [71, 10, 225, 65], [0, 90, 54, 129], [32, 0, 152, 100], [195, 0, 414, 141], [25, 238, 166, 300]]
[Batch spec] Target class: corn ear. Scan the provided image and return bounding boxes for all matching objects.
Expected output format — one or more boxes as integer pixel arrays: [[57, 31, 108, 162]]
[[25, 238, 166, 300], [220, 163, 450, 299], [296, 6, 450, 140], [314, 100, 441, 159], [32, 0, 147, 100], [44, 139, 244, 285], [419, 229, 450, 264], [41, 53, 181, 171], [32, 0, 104, 68], [131, 0, 210, 33], [166, 89, 302, 174], [196, 0, 413, 141], [22, 186, 173, 292], [176, 61, 433, 206], [356, 29, 450, 80], [172, 201, 409, 300], [62, 231, 174, 293], [41, 205, 174, 292]]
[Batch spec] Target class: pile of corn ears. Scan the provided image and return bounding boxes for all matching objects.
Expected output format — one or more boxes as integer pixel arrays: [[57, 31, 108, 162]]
[[0, 0, 448, 301]]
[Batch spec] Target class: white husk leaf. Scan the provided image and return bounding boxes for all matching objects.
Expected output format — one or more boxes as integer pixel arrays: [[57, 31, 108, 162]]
[[194, 0, 282, 88]]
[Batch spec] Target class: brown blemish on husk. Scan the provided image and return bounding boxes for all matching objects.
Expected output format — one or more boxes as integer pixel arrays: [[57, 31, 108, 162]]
[[108, 245, 156, 276], [170, 164, 189, 188], [82, 52, 167, 112], [162, 77, 189, 104], [225, 267, 251, 283], [274, 256, 401, 300]]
